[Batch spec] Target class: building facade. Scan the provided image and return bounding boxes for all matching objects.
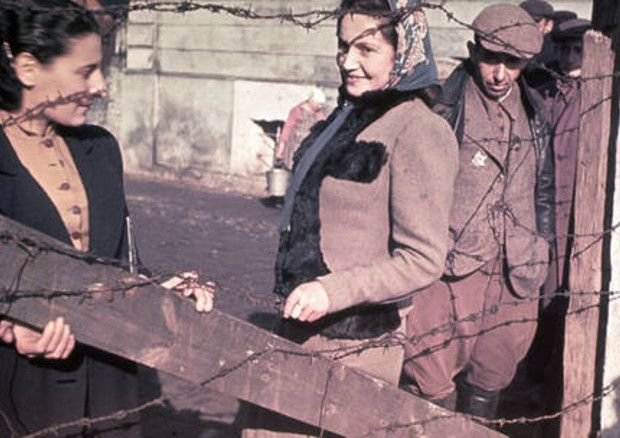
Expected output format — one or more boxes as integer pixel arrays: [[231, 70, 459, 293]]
[[98, 0, 592, 194]]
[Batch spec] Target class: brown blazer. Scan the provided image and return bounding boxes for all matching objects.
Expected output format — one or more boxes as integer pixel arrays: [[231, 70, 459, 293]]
[[444, 78, 549, 297], [316, 98, 459, 312]]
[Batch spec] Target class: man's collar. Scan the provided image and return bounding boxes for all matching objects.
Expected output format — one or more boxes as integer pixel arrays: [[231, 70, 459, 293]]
[[497, 85, 514, 103]]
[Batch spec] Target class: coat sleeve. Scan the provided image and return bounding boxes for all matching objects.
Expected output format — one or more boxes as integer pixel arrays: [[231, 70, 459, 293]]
[[535, 121, 556, 242], [319, 112, 459, 313]]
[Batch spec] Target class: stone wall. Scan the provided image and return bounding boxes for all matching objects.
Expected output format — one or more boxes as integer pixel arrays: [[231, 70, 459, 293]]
[[101, 0, 592, 194]]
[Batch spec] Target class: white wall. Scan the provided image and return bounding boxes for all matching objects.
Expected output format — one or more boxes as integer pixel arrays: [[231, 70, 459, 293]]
[[104, 0, 593, 193]]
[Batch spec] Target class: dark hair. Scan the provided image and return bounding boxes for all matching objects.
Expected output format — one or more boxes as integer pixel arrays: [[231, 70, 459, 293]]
[[338, 0, 398, 49], [0, 0, 99, 111]]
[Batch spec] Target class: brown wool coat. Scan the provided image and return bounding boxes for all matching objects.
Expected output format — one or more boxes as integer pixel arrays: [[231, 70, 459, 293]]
[[316, 98, 459, 313], [446, 79, 549, 297]]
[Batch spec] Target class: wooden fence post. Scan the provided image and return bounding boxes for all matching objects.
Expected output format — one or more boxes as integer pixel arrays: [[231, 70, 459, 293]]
[[561, 29, 616, 437]]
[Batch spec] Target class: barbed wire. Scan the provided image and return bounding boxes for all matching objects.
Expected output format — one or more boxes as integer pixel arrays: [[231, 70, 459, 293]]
[[0, 218, 619, 436], [0, 0, 619, 437], [23, 396, 166, 438], [0, 98, 618, 437], [0, 2, 614, 134], [0, 210, 615, 309], [0, 0, 611, 51], [365, 378, 620, 434]]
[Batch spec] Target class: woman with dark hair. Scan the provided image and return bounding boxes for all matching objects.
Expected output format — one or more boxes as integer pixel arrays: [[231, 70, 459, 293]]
[[241, 0, 458, 435], [0, 1, 213, 436]]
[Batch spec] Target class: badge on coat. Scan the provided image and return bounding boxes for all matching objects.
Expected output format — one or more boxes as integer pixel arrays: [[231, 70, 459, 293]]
[[471, 151, 487, 167]]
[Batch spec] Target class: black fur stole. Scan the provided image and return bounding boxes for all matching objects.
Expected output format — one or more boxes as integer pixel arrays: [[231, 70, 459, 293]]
[[274, 94, 413, 341]]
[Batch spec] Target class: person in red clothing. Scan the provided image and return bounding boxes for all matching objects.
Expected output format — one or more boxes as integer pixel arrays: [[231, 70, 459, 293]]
[[274, 87, 326, 171]]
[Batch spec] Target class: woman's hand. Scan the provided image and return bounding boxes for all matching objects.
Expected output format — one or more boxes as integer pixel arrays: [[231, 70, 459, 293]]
[[9, 317, 75, 360], [161, 272, 216, 313], [0, 320, 15, 344], [283, 281, 330, 322]]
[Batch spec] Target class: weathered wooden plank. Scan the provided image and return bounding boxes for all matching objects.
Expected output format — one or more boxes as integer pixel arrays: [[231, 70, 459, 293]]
[[0, 215, 502, 437], [591, 1, 620, 433], [561, 30, 615, 438]]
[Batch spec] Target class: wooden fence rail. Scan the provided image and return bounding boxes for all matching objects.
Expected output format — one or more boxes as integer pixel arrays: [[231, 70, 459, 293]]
[[0, 215, 502, 437]]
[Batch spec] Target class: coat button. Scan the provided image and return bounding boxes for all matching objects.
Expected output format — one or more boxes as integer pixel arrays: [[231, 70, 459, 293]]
[[59, 182, 70, 191], [71, 206, 81, 214]]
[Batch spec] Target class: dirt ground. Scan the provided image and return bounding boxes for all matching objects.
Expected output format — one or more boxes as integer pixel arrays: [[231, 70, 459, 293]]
[[125, 175, 280, 437], [124, 175, 548, 438]]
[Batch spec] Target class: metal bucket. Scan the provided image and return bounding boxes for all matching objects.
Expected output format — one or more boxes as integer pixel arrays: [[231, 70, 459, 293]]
[[266, 168, 291, 197]]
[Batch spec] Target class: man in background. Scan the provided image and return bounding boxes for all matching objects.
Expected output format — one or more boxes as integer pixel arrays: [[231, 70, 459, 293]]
[[402, 3, 554, 420], [520, 0, 556, 88], [540, 18, 590, 297]]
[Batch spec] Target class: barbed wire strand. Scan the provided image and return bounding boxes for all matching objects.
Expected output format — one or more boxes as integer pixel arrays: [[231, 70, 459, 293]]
[[2, 227, 620, 435], [0, 1, 619, 437]]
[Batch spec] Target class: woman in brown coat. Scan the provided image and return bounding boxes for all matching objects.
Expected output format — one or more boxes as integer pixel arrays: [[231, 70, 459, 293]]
[[242, 0, 458, 435]]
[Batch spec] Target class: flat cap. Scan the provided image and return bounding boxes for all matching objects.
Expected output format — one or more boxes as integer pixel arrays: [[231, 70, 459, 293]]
[[519, 0, 554, 21], [553, 10, 578, 26], [473, 4, 543, 59], [551, 18, 591, 42]]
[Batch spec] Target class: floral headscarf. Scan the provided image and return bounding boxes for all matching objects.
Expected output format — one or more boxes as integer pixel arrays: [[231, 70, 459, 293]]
[[386, 0, 439, 92]]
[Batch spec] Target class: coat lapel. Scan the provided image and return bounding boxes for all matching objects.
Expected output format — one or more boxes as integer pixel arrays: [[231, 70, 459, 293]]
[[0, 127, 72, 245]]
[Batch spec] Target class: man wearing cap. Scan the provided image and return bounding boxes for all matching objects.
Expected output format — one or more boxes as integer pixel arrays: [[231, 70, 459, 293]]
[[520, 0, 556, 88], [520, 0, 555, 35], [520, 17, 591, 418], [553, 10, 578, 28], [539, 18, 590, 302], [402, 4, 554, 420]]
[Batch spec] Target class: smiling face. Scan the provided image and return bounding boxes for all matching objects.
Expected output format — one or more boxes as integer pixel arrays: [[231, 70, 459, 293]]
[[337, 13, 396, 98], [20, 33, 106, 128], [468, 42, 528, 100]]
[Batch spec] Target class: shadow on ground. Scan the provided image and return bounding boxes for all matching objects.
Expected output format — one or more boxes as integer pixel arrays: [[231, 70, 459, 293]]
[[141, 403, 233, 438]]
